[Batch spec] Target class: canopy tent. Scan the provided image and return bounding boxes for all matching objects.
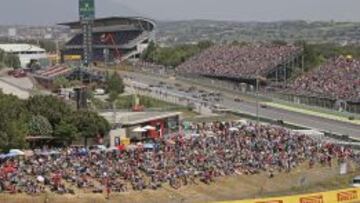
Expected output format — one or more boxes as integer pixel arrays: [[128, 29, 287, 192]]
[[143, 125, 156, 130], [106, 147, 119, 152], [0, 149, 26, 159], [126, 144, 137, 150], [9, 149, 25, 156], [229, 127, 239, 132], [132, 127, 147, 132], [36, 150, 60, 156], [144, 143, 155, 149]]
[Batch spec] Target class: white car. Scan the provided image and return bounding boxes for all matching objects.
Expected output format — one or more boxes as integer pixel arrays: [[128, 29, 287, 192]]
[[94, 88, 105, 95], [352, 176, 360, 187]]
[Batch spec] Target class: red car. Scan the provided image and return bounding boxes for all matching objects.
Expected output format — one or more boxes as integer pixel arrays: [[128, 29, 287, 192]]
[[10, 69, 27, 78]]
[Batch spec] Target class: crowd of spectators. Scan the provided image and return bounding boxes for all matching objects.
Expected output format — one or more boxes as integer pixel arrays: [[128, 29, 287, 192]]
[[0, 121, 357, 196], [287, 56, 360, 102], [177, 44, 301, 79]]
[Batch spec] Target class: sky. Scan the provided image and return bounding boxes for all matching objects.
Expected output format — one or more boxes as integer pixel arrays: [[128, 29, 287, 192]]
[[0, 0, 360, 25]]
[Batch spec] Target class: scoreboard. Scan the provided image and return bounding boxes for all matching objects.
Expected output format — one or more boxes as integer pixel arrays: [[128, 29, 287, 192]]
[[79, 0, 95, 21]]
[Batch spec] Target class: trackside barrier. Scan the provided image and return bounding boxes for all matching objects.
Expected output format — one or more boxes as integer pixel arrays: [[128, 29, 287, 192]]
[[216, 188, 360, 203]]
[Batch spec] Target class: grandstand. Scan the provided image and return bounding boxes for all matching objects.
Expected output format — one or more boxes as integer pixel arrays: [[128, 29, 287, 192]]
[[177, 44, 303, 84], [59, 16, 156, 63]]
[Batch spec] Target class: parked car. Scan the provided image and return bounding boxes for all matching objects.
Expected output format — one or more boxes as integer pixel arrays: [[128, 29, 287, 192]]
[[13, 69, 27, 78], [8, 69, 27, 78], [94, 88, 105, 95], [352, 176, 360, 187], [234, 97, 243, 102]]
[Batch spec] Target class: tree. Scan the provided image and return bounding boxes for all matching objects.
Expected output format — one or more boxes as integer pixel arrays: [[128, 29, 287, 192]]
[[0, 50, 21, 69], [26, 95, 73, 127], [106, 72, 124, 103], [139, 42, 213, 67], [53, 76, 70, 89], [28, 115, 53, 136], [0, 91, 28, 152], [4, 53, 21, 69], [197, 40, 214, 50], [53, 120, 78, 144], [0, 121, 28, 152], [72, 110, 110, 146], [106, 72, 124, 94], [141, 41, 157, 61]]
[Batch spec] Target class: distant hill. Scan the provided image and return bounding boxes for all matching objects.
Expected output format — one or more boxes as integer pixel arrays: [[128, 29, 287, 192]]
[[156, 20, 360, 45]]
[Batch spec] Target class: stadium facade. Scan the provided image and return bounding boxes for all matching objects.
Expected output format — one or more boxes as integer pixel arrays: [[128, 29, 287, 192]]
[[59, 16, 156, 64]]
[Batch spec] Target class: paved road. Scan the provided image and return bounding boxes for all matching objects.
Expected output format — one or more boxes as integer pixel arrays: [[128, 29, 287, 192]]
[[118, 70, 360, 138]]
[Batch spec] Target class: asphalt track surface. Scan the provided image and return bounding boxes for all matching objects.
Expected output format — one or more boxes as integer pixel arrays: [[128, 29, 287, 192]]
[[120, 70, 360, 139]]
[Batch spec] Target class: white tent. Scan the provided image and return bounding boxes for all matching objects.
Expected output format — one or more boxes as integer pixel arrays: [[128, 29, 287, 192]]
[[9, 149, 25, 156], [229, 127, 239, 132], [132, 127, 147, 132], [143, 125, 156, 130]]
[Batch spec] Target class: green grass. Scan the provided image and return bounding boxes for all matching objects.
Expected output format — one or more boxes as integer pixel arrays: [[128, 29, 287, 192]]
[[265, 99, 360, 125], [260, 171, 359, 198]]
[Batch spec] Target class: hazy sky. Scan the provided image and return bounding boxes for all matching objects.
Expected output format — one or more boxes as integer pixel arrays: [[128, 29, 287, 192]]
[[0, 0, 360, 25]]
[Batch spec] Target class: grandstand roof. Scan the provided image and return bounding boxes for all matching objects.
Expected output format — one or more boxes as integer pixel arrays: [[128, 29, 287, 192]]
[[100, 111, 181, 126], [34, 65, 72, 80], [59, 16, 156, 30], [0, 44, 45, 53]]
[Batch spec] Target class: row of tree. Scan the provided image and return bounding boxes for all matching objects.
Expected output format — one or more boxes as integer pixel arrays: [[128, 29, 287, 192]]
[[0, 92, 110, 152], [142, 39, 360, 72], [0, 49, 21, 69], [141, 40, 214, 67]]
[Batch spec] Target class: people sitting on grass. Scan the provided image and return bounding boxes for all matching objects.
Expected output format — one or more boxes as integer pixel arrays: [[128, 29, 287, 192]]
[[0, 121, 357, 195]]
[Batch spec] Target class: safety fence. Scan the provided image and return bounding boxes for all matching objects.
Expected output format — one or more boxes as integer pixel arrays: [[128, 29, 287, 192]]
[[216, 188, 360, 203], [177, 74, 360, 114]]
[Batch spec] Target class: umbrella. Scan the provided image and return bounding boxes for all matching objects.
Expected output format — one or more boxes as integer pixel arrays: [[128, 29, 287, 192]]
[[117, 144, 126, 151], [144, 143, 155, 149], [106, 147, 118, 152], [3, 165, 16, 173], [132, 127, 147, 132], [143, 125, 156, 130], [37, 176, 45, 183], [191, 133, 200, 137], [4, 153, 18, 158], [23, 150, 34, 157], [9, 149, 25, 156], [126, 144, 137, 150]]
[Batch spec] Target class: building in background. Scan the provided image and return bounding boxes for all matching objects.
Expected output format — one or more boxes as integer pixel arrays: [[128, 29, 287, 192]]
[[100, 111, 181, 147], [0, 43, 48, 68], [59, 16, 156, 64], [8, 28, 17, 38]]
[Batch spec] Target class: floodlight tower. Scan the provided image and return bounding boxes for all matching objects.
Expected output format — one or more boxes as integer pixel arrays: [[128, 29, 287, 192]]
[[79, 0, 95, 67]]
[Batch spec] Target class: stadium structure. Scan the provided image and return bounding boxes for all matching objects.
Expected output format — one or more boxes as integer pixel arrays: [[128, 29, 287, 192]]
[[59, 16, 156, 64]]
